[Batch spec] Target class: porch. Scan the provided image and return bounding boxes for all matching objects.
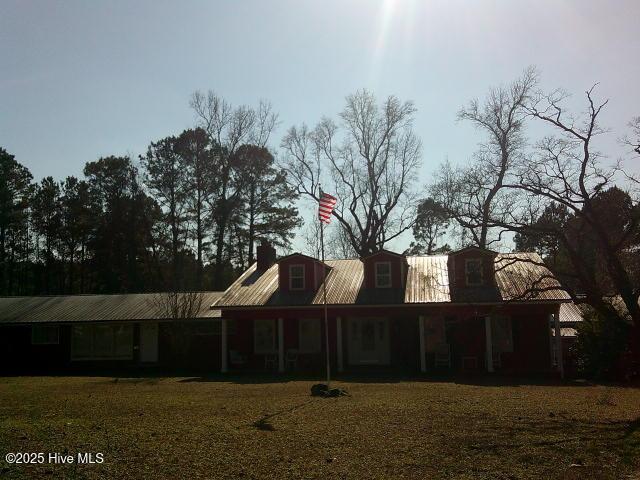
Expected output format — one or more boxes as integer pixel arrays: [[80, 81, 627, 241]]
[[218, 306, 561, 376]]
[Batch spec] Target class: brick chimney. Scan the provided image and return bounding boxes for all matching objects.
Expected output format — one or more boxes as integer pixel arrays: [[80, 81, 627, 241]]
[[256, 241, 277, 271]]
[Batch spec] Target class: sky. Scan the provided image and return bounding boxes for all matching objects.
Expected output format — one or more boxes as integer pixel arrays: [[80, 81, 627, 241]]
[[1, 0, 639, 253]]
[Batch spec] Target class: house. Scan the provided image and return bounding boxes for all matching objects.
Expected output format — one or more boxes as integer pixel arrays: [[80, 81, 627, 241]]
[[214, 244, 571, 376], [0, 292, 224, 373], [0, 245, 572, 376]]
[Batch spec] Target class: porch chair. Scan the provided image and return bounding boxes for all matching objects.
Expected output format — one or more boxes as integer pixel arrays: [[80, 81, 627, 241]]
[[285, 350, 298, 371], [434, 343, 451, 368], [229, 350, 247, 367], [264, 353, 278, 371]]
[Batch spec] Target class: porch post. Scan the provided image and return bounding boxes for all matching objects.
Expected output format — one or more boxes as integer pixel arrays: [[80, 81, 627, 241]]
[[278, 317, 285, 373], [485, 316, 494, 373], [220, 318, 228, 373], [418, 315, 426, 373], [336, 316, 344, 373], [552, 312, 564, 379]]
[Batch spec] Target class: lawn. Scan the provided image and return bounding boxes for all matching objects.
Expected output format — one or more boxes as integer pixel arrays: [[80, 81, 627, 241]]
[[1, 376, 639, 479]]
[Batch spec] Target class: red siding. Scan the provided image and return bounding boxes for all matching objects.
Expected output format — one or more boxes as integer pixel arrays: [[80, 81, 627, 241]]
[[222, 303, 558, 374], [447, 249, 497, 288], [362, 252, 407, 289], [278, 255, 328, 292]]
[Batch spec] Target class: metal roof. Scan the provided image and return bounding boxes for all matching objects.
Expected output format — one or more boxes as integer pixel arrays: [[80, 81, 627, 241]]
[[552, 327, 579, 337], [559, 302, 585, 324], [0, 292, 223, 325], [215, 252, 569, 308]]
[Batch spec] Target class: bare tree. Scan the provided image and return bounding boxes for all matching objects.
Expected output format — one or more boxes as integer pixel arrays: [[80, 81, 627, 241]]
[[431, 67, 538, 248], [281, 89, 421, 256], [622, 116, 640, 157], [152, 290, 204, 320], [301, 220, 322, 259], [149, 290, 204, 365], [498, 85, 640, 363], [301, 220, 356, 260], [190, 91, 278, 288]]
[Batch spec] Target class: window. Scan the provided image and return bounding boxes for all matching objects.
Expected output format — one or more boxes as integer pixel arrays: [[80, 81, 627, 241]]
[[491, 315, 513, 353], [254, 319, 276, 353], [71, 324, 133, 360], [31, 325, 59, 345], [465, 259, 484, 286], [298, 318, 321, 353], [375, 262, 392, 288], [289, 264, 305, 290]]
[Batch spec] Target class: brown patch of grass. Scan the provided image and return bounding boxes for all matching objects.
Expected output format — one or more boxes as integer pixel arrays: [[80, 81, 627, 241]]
[[0, 376, 639, 479]]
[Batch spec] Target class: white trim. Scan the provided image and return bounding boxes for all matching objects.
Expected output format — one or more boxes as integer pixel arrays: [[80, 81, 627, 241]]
[[465, 258, 484, 286], [289, 264, 305, 290], [218, 300, 571, 311], [374, 261, 392, 288]]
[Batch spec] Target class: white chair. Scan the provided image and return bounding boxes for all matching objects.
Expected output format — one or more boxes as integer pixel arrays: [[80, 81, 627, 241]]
[[434, 343, 451, 368], [264, 353, 278, 371]]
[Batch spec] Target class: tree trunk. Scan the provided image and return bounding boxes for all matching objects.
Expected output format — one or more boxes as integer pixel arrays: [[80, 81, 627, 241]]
[[196, 198, 203, 290], [213, 216, 227, 290], [80, 242, 85, 294], [247, 188, 255, 267]]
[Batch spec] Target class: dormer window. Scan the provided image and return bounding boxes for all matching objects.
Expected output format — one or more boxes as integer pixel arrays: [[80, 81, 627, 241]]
[[375, 261, 392, 288], [289, 264, 305, 290], [465, 259, 483, 286]]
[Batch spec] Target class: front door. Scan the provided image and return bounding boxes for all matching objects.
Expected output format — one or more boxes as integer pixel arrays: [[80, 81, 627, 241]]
[[347, 318, 390, 365], [139, 322, 159, 363]]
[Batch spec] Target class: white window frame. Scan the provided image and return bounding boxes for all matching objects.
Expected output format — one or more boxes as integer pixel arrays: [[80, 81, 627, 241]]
[[375, 261, 392, 288], [298, 318, 321, 353], [254, 319, 277, 354], [465, 258, 484, 286], [31, 325, 60, 345], [289, 264, 305, 290], [70, 323, 134, 360]]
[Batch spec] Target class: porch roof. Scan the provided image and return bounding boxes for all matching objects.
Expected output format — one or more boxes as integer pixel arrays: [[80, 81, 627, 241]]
[[215, 252, 570, 308]]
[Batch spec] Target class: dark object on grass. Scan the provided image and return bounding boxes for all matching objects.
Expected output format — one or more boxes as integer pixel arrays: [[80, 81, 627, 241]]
[[253, 418, 275, 431], [311, 383, 348, 397]]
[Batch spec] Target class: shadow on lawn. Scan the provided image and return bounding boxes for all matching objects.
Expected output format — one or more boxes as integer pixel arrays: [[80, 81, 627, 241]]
[[4, 368, 636, 389], [176, 372, 598, 387]]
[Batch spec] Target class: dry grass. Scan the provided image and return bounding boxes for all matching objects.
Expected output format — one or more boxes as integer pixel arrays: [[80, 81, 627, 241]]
[[1, 376, 639, 479]]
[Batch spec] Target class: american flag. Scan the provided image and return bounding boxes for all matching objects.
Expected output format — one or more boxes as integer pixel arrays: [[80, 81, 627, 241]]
[[318, 192, 337, 224]]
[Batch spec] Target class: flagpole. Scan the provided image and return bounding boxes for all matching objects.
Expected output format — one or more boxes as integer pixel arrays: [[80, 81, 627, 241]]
[[320, 213, 331, 389]]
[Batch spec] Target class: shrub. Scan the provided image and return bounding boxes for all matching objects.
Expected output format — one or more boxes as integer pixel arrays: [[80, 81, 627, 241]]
[[573, 307, 631, 379]]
